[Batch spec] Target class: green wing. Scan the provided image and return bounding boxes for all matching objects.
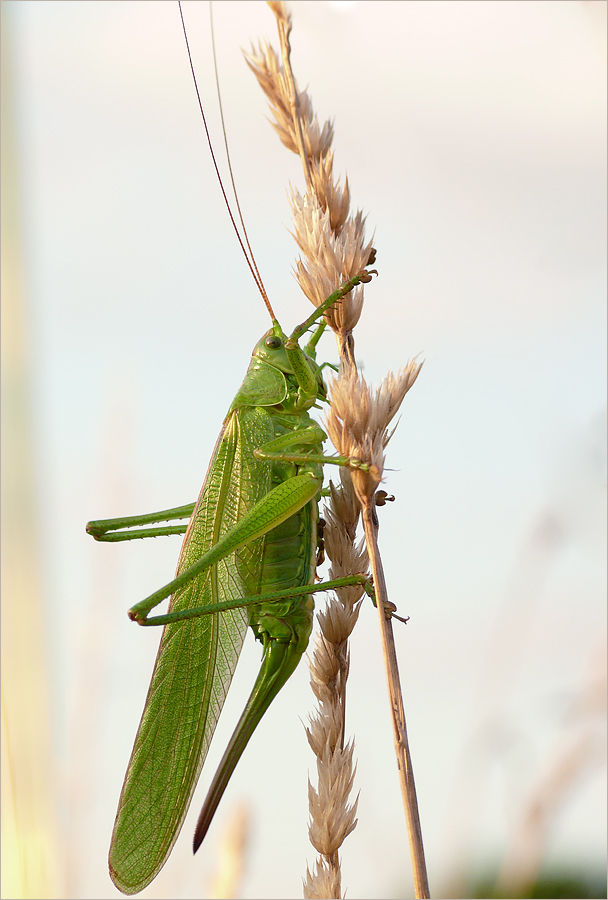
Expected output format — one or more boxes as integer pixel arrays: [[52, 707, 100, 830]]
[[109, 407, 274, 895]]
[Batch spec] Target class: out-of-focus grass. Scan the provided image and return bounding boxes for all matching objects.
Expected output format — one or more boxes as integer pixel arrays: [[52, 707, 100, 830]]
[[470, 866, 607, 899], [1, 7, 62, 897]]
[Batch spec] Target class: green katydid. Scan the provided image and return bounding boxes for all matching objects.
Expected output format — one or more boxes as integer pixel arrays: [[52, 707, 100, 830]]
[[85, 9, 382, 892], [87, 278, 376, 894]]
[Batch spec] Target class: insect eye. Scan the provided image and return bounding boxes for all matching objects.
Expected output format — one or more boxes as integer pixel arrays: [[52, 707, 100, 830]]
[[265, 336, 282, 349]]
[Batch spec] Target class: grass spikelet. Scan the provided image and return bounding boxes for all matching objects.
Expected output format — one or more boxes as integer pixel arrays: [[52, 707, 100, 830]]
[[244, 40, 334, 162], [302, 463, 368, 898], [303, 517, 364, 898], [325, 363, 423, 501], [304, 858, 342, 900], [289, 191, 371, 336]]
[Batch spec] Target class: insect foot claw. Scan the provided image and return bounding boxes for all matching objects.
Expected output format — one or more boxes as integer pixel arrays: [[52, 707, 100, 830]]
[[383, 601, 410, 625], [128, 608, 146, 626], [348, 457, 377, 474], [375, 490, 395, 507], [85, 521, 105, 539], [358, 267, 378, 283]]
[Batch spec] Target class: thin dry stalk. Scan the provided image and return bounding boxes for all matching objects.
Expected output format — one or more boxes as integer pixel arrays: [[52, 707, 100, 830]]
[[326, 368, 430, 900], [248, 4, 428, 897]]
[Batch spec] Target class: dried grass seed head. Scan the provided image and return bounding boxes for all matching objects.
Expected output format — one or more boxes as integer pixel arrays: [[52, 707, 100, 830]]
[[244, 43, 333, 160], [307, 745, 358, 856], [306, 703, 344, 757], [267, 0, 290, 29], [327, 470, 361, 536], [303, 857, 342, 900], [290, 191, 372, 283], [310, 152, 351, 233], [245, 17, 374, 350], [309, 632, 341, 687], [316, 599, 360, 646], [290, 191, 372, 334], [326, 363, 423, 498]]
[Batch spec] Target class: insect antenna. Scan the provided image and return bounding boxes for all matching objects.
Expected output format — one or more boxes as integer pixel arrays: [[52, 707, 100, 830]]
[[178, 0, 276, 321]]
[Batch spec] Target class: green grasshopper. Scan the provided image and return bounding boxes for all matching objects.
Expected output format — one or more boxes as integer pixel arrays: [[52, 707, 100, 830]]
[[87, 279, 377, 893], [86, 5, 381, 895]]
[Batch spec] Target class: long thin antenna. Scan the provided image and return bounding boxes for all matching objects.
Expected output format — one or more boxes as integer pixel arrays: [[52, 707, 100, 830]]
[[178, 0, 276, 321], [209, 3, 268, 309]]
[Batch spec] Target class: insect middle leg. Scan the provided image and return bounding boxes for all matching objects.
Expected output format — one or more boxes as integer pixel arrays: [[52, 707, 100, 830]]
[[86, 504, 195, 542]]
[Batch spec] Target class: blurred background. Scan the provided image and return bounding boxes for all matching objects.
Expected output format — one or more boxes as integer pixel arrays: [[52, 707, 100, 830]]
[[2, 1, 606, 898]]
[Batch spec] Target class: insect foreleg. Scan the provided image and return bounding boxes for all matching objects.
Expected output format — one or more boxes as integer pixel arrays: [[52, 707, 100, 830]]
[[304, 319, 326, 358], [280, 270, 377, 404], [285, 268, 377, 347]]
